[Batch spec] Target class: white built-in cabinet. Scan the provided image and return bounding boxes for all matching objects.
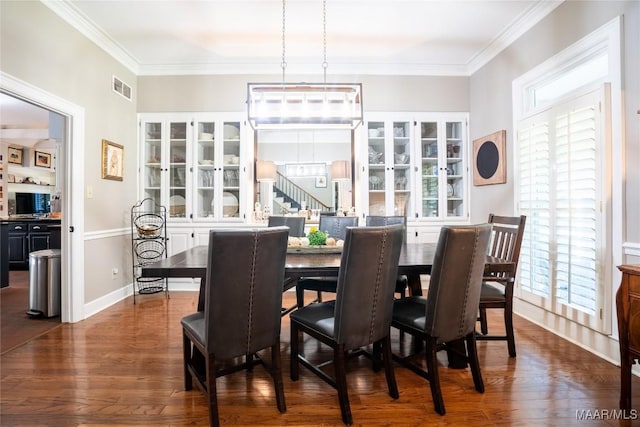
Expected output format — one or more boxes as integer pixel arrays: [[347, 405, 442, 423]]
[[361, 113, 470, 242], [139, 113, 248, 256]]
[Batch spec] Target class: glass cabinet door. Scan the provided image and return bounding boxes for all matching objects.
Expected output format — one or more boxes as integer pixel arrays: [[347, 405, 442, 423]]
[[391, 121, 411, 216], [142, 121, 162, 207], [168, 121, 188, 219], [220, 121, 241, 219], [366, 121, 386, 216], [195, 121, 215, 219], [419, 121, 439, 218], [445, 121, 465, 218]]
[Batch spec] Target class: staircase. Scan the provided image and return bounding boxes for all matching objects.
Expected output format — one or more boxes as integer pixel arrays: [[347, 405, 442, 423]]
[[274, 171, 330, 214]]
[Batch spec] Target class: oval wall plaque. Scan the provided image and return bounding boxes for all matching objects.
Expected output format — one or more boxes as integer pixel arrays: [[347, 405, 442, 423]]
[[472, 130, 506, 186], [476, 141, 499, 179]]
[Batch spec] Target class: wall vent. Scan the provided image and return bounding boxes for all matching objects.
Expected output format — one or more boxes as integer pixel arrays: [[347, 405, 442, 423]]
[[112, 76, 132, 101]]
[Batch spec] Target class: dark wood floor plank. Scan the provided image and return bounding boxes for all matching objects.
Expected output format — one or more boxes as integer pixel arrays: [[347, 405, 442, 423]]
[[1, 290, 639, 426]]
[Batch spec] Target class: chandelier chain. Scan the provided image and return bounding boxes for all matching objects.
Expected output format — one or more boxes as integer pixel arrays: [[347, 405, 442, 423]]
[[322, 0, 328, 83], [281, 0, 287, 83]]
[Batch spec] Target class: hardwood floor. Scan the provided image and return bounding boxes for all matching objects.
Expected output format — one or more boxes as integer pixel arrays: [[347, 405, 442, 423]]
[[1, 290, 638, 426], [1, 270, 61, 354]]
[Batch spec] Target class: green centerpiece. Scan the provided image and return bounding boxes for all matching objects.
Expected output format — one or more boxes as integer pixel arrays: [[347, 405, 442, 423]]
[[307, 226, 327, 246]]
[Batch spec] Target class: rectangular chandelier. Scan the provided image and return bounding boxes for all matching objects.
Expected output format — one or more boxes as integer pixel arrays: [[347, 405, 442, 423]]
[[247, 83, 363, 130]]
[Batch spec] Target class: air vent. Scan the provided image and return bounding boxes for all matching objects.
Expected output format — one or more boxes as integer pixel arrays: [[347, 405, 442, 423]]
[[112, 76, 132, 101]]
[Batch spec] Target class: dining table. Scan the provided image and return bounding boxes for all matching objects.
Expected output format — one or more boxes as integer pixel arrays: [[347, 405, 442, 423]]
[[141, 241, 514, 369], [141, 242, 514, 308], [141, 242, 439, 307]]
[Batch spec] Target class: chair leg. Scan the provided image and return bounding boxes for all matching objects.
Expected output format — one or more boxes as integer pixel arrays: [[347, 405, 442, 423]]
[[295, 285, 305, 309], [504, 304, 516, 357], [205, 354, 220, 427], [381, 336, 399, 399], [465, 332, 485, 393], [372, 341, 382, 372], [182, 331, 193, 391], [334, 345, 353, 425], [290, 322, 300, 381], [425, 337, 445, 415], [316, 290, 323, 303], [479, 307, 488, 335], [271, 342, 287, 413]]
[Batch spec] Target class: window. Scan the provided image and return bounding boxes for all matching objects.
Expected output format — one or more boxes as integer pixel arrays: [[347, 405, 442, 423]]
[[513, 17, 621, 333], [518, 88, 606, 328]]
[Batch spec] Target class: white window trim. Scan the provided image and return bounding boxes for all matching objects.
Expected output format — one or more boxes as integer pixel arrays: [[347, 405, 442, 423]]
[[512, 16, 623, 335]]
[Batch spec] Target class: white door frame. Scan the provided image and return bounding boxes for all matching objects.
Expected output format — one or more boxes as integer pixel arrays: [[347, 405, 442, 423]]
[[1, 72, 85, 322]]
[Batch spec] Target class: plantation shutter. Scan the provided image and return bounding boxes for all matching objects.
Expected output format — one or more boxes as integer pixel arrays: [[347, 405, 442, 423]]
[[516, 86, 606, 330]]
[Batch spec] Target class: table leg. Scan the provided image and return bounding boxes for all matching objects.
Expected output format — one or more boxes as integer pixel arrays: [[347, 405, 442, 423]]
[[197, 277, 206, 311], [407, 273, 422, 296]]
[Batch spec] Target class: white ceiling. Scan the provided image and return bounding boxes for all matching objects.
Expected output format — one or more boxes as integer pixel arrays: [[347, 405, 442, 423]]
[[2, 0, 563, 140], [45, 0, 563, 76]]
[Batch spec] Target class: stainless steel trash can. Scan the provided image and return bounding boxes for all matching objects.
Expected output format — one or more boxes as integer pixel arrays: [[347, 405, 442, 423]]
[[27, 249, 61, 318]]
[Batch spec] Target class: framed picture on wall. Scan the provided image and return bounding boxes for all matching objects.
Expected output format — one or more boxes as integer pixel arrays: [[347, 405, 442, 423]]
[[34, 151, 52, 168], [101, 139, 124, 181], [315, 176, 327, 188], [8, 147, 23, 165]]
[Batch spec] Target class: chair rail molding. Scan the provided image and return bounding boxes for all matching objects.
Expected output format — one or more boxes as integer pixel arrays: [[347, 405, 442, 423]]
[[623, 242, 640, 258]]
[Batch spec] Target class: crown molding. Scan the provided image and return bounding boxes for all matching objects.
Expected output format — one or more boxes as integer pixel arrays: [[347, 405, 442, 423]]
[[466, 0, 564, 74], [44, 0, 563, 78], [42, 0, 140, 74]]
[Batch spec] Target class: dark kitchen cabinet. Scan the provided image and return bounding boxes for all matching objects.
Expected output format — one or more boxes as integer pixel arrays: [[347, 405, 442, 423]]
[[8, 223, 28, 268], [4, 220, 61, 270]]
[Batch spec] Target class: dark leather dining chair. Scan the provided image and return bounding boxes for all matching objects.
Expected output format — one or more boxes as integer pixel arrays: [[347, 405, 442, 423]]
[[391, 224, 491, 415], [294, 215, 358, 308], [366, 215, 409, 297], [267, 215, 306, 237], [290, 224, 404, 425], [477, 214, 526, 357], [180, 227, 289, 427], [267, 215, 306, 315]]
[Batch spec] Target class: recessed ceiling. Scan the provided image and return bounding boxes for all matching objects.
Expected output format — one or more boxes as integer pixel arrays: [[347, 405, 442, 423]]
[[45, 0, 563, 76]]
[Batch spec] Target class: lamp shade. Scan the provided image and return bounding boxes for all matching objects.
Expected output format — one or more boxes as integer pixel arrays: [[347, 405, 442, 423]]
[[331, 160, 351, 181], [256, 160, 277, 182]]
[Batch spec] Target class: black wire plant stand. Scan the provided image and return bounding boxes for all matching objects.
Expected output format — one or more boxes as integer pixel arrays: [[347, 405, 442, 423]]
[[131, 198, 168, 303]]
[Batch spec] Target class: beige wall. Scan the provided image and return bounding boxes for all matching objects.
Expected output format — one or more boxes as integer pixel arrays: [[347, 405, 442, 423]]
[[469, 0, 640, 362], [1, 1, 138, 302], [469, 0, 639, 240], [137, 74, 469, 113]]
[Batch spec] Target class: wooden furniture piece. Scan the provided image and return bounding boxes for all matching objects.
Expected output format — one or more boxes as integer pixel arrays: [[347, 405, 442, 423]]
[[290, 225, 404, 425], [391, 224, 491, 415], [477, 214, 526, 357], [616, 264, 640, 412], [181, 227, 289, 427]]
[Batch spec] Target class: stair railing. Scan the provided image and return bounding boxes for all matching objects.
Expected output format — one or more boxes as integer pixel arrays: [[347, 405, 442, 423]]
[[275, 171, 330, 211]]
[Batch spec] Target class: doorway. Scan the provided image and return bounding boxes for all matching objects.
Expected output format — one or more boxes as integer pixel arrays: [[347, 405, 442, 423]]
[[1, 72, 85, 324]]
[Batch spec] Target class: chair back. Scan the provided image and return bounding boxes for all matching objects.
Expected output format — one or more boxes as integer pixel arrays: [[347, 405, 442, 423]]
[[319, 215, 359, 240], [268, 215, 306, 237], [425, 224, 492, 343], [366, 216, 406, 243], [203, 227, 289, 359], [487, 214, 526, 280], [365, 215, 406, 227], [333, 224, 404, 350]]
